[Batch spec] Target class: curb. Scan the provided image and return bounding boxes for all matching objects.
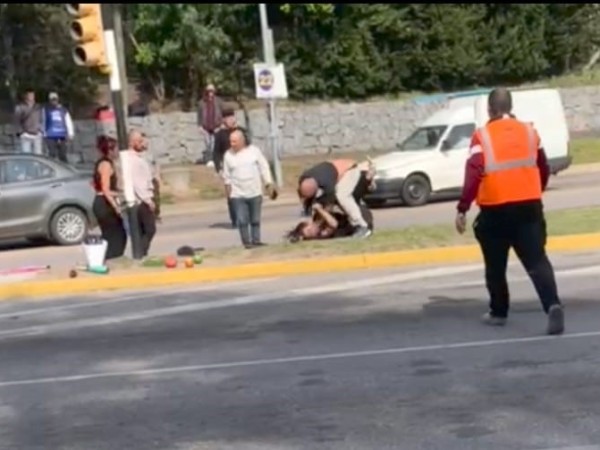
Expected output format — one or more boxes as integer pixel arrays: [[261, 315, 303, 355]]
[[2, 232, 600, 301]]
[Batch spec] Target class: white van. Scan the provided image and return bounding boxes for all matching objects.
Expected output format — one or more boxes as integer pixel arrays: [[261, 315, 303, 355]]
[[366, 88, 571, 207]]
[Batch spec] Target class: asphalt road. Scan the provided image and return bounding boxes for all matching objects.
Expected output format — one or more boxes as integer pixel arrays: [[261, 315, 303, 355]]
[[1, 170, 600, 271], [1, 251, 600, 449]]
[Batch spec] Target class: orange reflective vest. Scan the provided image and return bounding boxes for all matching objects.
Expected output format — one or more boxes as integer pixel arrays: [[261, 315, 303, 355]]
[[331, 159, 356, 181], [476, 118, 542, 206]]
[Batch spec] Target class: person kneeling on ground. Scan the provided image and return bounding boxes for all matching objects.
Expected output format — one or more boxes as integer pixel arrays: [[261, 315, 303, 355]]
[[288, 166, 375, 242], [298, 158, 375, 239]]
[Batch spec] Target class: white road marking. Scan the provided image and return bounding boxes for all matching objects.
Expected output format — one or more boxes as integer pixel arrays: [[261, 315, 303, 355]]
[[0, 265, 483, 339], [403, 264, 600, 292], [0, 278, 279, 320], [0, 329, 599, 388], [542, 447, 600, 450]]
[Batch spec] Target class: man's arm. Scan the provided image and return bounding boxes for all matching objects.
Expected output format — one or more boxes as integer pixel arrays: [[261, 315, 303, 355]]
[[212, 130, 227, 172], [65, 110, 75, 139], [456, 133, 485, 214], [222, 151, 233, 197], [537, 148, 550, 191], [196, 102, 203, 127], [254, 146, 273, 186]]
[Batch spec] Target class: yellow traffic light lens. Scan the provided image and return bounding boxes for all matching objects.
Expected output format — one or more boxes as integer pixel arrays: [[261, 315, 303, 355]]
[[73, 47, 87, 65], [70, 22, 83, 40]]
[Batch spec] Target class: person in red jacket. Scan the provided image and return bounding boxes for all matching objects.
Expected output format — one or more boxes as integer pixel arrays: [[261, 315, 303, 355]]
[[455, 87, 563, 335]]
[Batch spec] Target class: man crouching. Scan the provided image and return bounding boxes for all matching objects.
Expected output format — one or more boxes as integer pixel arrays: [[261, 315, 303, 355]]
[[298, 158, 375, 238]]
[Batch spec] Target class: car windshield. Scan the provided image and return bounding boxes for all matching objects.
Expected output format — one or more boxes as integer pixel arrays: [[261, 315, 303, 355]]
[[397, 125, 447, 151]]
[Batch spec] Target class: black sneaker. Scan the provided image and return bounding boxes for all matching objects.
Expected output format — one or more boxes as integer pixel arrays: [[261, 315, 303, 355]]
[[352, 226, 372, 239], [252, 242, 267, 247], [547, 304, 565, 335]]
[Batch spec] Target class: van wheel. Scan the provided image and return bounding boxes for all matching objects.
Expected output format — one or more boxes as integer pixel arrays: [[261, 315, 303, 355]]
[[401, 174, 431, 207], [50, 207, 89, 246]]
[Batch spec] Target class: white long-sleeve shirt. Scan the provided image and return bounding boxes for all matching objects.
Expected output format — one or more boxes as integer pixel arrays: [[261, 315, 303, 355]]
[[223, 145, 273, 199], [127, 149, 154, 203]]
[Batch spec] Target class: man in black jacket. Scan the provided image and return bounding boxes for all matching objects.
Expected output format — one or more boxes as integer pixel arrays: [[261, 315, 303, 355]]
[[213, 110, 248, 227]]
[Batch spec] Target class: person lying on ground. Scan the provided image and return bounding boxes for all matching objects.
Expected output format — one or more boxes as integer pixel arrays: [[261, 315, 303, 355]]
[[287, 203, 374, 243], [297, 157, 376, 238]]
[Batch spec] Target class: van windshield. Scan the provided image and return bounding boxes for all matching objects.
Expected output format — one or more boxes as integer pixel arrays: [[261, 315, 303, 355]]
[[397, 125, 447, 151]]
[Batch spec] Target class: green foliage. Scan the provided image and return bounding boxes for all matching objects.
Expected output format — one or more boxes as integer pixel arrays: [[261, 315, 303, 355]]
[[2, 3, 600, 114]]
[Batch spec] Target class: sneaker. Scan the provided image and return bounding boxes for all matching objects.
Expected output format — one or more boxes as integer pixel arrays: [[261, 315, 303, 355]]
[[547, 304, 565, 335], [352, 226, 372, 239], [252, 242, 267, 247], [481, 312, 507, 327]]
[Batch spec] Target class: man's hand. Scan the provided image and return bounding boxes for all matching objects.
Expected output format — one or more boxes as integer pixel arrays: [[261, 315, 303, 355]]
[[146, 199, 156, 213], [266, 183, 278, 200], [455, 212, 467, 235]]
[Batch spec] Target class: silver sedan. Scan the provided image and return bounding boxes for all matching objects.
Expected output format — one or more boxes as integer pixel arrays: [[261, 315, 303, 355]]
[[0, 153, 96, 246]]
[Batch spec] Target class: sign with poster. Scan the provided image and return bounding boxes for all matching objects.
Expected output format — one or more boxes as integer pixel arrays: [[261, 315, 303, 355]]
[[253, 63, 288, 100]]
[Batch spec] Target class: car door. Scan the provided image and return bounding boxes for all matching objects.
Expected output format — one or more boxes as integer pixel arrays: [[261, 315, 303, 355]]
[[437, 123, 476, 191], [0, 158, 57, 239]]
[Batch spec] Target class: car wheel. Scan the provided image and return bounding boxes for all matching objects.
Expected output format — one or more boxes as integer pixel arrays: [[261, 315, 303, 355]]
[[50, 207, 89, 246], [401, 174, 431, 207]]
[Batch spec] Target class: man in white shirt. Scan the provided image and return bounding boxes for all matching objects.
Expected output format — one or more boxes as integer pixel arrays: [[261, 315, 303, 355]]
[[127, 130, 156, 257], [222, 129, 276, 248]]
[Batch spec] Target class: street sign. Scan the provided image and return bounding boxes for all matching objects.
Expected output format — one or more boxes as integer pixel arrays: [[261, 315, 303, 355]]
[[253, 63, 288, 99]]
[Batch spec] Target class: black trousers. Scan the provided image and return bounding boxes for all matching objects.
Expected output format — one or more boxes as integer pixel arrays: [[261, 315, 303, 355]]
[[473, 211, 561, 318], [92, 196, 127, 260], [137, 203, 157, 257], [46, 138, 68, 163], [152, 178, 161, 219]]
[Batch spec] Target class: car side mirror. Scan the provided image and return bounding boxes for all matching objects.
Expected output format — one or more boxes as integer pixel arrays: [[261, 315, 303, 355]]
[[440, 140, 452, 151]]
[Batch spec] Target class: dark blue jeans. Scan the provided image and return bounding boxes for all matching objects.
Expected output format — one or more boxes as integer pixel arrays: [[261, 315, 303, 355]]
[[231, 196, 263, 245]]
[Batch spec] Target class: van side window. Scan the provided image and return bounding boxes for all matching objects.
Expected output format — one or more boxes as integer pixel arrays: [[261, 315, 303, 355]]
[[444, 123, 476, 150]]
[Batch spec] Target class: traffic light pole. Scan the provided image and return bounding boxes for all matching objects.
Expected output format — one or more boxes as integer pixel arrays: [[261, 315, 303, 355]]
[[101, 3, 144, 260]]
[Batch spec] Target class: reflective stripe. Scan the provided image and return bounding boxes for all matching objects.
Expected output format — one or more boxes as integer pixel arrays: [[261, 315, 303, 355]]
[[478, 123, 538, 173]]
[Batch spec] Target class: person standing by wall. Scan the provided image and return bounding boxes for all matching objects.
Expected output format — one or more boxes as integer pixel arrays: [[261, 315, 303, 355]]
[[455, 87, 564, 336], [127, 130, 157, 258], [213, 109, 247, 228], [42, 92, 74, 163], [196, 83, 224, 166], [223, 129, 276, 249], [14, 89, 43, 155]]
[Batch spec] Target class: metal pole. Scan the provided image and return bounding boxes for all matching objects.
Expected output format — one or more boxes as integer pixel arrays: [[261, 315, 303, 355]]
[[113, 5, 129, 119], [258, 4, 283, 188], [101, 3, 144, 260]]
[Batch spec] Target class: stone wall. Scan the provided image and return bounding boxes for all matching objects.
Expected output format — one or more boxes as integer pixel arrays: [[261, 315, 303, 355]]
[[2, 85, 600, 164]]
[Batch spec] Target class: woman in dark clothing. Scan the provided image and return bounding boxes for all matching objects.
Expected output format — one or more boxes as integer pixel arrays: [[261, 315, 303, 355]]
[[92, 135, 127, 259]]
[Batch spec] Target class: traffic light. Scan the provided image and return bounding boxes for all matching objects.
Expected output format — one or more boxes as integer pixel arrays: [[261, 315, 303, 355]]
[[65, 3, 110, 73]]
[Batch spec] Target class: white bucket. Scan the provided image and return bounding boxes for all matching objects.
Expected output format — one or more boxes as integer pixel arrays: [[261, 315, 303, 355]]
[[83, 240, 108, 268]]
